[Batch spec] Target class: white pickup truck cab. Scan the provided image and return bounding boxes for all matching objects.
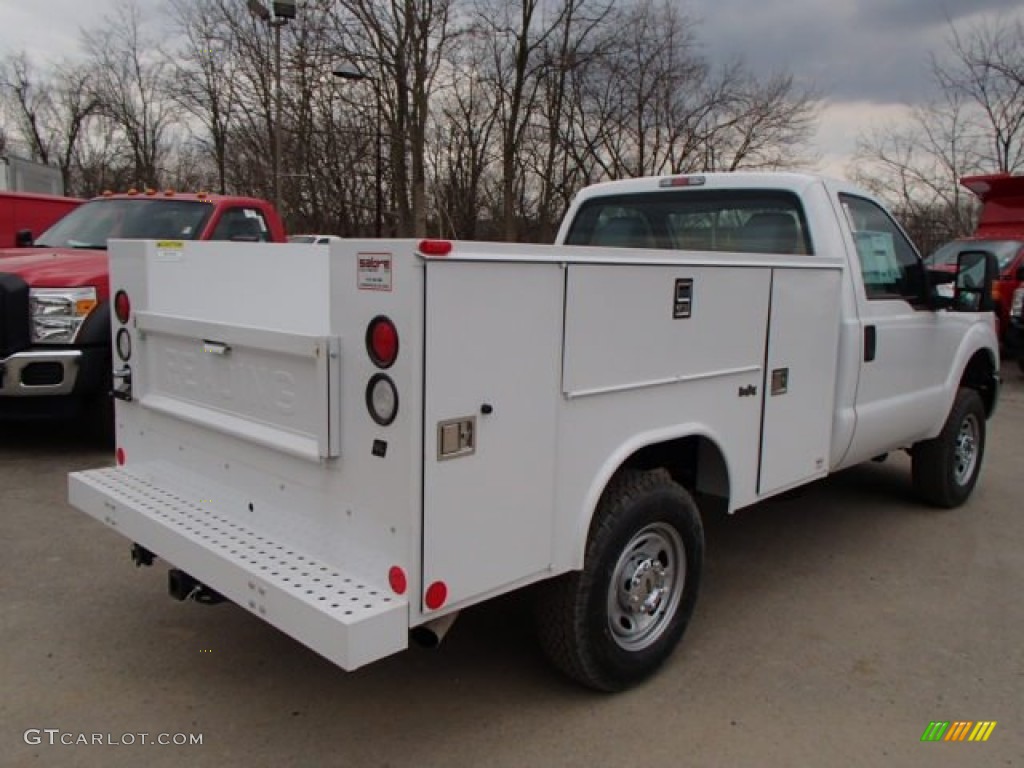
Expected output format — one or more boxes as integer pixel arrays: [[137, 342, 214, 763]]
[[69, 173, 999, 690]]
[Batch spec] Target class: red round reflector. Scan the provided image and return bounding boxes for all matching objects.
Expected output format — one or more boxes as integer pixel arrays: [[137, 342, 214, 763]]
[[114, 290, 131, 325], [116, 447, 126, 466], [424, 581, 448, 610], [366, 316, 398, 368], [388, 566, 408, 595]]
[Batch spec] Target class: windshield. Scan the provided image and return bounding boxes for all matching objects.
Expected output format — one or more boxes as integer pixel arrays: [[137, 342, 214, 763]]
[[35, 198, 214, 249], [926, 239, 1022, 274]]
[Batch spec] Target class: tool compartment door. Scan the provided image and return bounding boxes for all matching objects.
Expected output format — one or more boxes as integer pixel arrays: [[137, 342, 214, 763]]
[[422, 261, 563, 609], [758, 266, 842, 495]]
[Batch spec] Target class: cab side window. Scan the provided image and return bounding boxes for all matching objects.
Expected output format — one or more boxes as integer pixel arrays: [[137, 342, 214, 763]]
[[840, 194, 924, 301], [210, 207, 269, 242]]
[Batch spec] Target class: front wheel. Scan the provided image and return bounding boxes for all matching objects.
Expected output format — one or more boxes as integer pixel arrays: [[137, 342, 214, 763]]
[[912, 388, 986, 508], [535, 468, 703, 691]]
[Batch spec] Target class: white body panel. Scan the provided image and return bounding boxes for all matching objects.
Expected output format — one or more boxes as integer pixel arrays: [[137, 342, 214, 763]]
[[67, 172, 999, 674]]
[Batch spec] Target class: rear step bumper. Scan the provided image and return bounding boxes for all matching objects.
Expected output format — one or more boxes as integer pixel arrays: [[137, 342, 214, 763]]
[[69, 466, 407, 670]]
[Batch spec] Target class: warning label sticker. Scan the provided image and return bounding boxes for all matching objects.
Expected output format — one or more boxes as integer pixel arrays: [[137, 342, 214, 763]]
[[156, 240, 184, 262], [358, 252, 393, 291]]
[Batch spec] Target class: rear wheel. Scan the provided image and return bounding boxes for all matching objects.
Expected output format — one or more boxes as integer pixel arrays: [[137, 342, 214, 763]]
[[912, 388, 986, 508], [536, 468, 703, 691]]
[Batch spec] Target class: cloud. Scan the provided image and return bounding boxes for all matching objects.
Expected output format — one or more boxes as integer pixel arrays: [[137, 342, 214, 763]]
[[695, 0, 1023, 105]]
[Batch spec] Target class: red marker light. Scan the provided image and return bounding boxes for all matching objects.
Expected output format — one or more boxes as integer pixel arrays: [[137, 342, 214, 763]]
[[366, 316, 398, 368], [424, 581, 448, 610], [388, 566, 408, 595], [419, 239, 452, 257], [116, 448, 126, 466], [114, 290, 131, 325], [659, 175, 706, 188]]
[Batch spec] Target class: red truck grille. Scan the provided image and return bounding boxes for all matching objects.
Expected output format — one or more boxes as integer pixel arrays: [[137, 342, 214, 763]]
[[0, 273, 31, 359]]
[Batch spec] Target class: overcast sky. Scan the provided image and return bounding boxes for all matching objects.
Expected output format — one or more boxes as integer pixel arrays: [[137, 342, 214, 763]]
[[1, 0, 1022, 177]]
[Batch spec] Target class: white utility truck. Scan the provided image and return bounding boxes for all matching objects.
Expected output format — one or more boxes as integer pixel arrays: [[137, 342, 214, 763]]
[[68, 173, 1000, 691]]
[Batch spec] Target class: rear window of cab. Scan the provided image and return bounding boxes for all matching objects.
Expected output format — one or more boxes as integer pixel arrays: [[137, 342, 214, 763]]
[[565, 190, 814, 255]]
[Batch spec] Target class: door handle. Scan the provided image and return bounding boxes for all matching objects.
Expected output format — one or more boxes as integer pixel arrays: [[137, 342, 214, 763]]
[[864, 325, 877, 362]]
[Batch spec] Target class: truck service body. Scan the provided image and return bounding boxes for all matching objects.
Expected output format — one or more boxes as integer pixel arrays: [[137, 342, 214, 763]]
[[0, 191, 286, 420], [68, 173, 999, 690]]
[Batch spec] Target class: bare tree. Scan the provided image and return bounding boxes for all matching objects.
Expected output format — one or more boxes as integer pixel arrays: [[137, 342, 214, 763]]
[[165, 0, 240, 194], [851, 15, 1024, 250], [0, 53, 100, 194], [429, 31, 500, 238], [335, 0, 455, 236], [852, 89, 980, 252], [472, 0, 571, 240], [937, 17, 1024, 173], [83, 0, 180, 188]]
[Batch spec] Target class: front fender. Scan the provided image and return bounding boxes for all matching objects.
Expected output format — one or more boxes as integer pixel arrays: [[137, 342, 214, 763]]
[[931, 318, 999, 435]]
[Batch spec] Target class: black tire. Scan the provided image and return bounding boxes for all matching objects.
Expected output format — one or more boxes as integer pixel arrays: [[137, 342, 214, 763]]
[[535, 468, 703, 691], [912, 388, 986, 508]]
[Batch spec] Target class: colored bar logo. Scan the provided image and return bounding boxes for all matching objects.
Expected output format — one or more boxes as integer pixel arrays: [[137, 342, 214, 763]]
[[921, 721, 997, 742]]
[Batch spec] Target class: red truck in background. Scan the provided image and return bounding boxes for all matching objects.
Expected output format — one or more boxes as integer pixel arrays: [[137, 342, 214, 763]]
[[0, 190, 286, 424], [926, 173, 1024, 340], [0, 190, 83, 248]]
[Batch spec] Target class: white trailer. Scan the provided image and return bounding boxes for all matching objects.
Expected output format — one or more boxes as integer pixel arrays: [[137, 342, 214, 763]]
[[69, 173, 1000, 690], [0, 154, 65, 196]]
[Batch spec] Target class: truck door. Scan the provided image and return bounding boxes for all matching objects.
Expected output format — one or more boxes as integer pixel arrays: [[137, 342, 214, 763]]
[[836, 194, 961, 464]]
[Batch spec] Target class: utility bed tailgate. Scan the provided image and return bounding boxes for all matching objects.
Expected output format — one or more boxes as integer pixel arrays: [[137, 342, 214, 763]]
[[135, 311, 340, 460]]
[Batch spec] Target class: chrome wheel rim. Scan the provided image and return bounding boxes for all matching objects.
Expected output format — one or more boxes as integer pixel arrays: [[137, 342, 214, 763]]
[[607, 523, 685, 651], [953, 413, 980, 486]]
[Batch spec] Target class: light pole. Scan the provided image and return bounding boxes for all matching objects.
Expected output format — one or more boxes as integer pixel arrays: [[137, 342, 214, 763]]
[[333, 67, 384, 237], [248, 0, 296, 213]]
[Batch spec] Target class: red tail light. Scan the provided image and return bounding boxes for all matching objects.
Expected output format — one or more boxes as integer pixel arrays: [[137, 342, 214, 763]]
[[114, 290, 131, 324], [366, 316, 398, 368]]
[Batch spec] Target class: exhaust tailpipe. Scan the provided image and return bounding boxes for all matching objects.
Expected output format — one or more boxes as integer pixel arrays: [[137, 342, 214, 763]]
[[410, 612, 460, 649]]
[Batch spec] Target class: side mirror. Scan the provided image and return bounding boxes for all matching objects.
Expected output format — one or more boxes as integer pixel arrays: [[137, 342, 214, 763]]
[[953, 249, 998, 312], [15, 229, 33, 247]]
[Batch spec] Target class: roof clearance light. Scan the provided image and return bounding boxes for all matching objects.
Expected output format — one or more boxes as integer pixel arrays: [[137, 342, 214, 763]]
[[114, 290, 131, 325], [659, 175, 706, 188], [419, 239, 453, 257], [366, 316, 399, 368]]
